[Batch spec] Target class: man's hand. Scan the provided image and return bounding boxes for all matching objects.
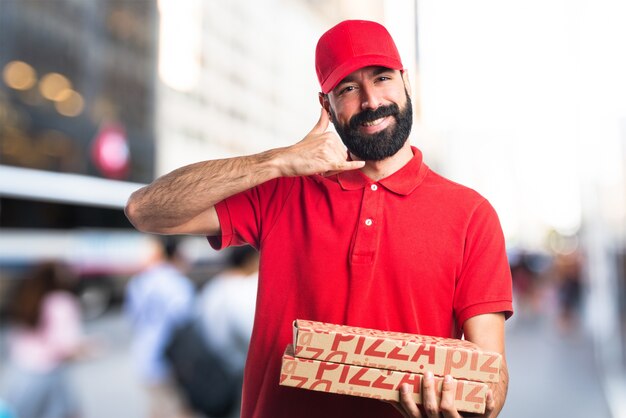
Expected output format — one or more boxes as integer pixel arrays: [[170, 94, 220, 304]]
[[277, 108, 365, 177], [390, 374, 497, 418], [389, 313, 507, 418]]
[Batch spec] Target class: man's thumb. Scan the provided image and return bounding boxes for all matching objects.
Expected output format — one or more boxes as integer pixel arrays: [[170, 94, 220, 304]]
[[310, 107, 330, 134]]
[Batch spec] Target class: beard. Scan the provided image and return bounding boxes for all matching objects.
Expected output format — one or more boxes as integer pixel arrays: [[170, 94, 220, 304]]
[[330, 91, 413, 161]]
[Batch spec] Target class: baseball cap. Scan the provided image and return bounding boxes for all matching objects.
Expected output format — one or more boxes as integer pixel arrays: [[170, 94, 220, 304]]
[[315, 20, 404, 94]]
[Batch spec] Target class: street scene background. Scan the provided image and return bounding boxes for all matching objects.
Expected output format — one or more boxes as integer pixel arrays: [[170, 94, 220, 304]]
[[1, 1, 626, 417]]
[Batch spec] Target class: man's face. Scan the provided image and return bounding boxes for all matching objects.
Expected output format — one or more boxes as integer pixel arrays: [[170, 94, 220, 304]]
[[325, 66, 413, 161]]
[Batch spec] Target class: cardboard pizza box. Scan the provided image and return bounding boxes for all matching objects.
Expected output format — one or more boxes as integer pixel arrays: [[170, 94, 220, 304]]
[[280, 344, 488, 414], [293, 319, 501, 383]]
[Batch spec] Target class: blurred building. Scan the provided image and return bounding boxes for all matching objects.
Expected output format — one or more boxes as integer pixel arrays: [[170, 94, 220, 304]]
[[0, 0, 415, 313], [0, 0, 161, 315], [0, 0, 158, 227], [154, 0, 401, 173]]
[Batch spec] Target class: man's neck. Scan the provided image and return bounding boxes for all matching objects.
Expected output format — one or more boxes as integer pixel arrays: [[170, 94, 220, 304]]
[[353, 142, 414, 182]]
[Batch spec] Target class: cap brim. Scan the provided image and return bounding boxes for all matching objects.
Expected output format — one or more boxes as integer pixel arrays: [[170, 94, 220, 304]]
[[320, 54, 404, 94]]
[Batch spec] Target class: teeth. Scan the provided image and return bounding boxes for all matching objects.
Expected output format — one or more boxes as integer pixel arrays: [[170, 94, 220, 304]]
[[362, 117, 385, 127]]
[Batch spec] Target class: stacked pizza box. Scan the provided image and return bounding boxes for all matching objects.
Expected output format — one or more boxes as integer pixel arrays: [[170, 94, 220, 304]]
[[279, 319, 501, 414]]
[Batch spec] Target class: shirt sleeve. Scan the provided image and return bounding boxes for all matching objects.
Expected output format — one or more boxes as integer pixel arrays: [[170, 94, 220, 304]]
[[207, 177, 296, 250], [454, 199, 514, 329]]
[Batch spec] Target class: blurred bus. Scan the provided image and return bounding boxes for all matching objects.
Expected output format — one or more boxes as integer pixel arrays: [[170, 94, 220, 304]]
[[0, 167, 224, 320]]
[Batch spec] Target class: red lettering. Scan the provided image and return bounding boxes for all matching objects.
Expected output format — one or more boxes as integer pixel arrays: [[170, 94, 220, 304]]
[[300, 332, 313, 346], [311, 324, 327, 333], [338, 364, 350, 384], [283, 360, 297, 374], [324, 351, 348, 363], [304, 346, 324, 359], [364, 338, 387, 358], [355, 335, 365, 354], [348, 368, 371, 387], [410, 344, 436, 364], [465, 384, 484, 403], [388, 345, 410, 361], [371, 372, 395, 390], [291, 375, 309, 388], [479, 355, 500, 374], [331, 333, 355, 350], [470, 351, 478, 370], [396, 373, 422, 394], [315, 361, 340, 380], [309, 379, 333, 392], [455, 379, 464, 400], [443, 349, 468, 375]]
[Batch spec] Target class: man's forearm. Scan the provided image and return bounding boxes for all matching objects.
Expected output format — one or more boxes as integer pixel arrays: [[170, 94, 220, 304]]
[[461, 313, 509, 417], [125, 109, 365, 235], [125, 149, 282, 233], [488, 359, 508, 417]]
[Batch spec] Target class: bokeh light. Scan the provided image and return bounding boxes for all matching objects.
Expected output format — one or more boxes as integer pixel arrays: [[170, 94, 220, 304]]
[[54, 90, 84, 117], [39, 72, 72, 101], [2, 61, 37, 91]]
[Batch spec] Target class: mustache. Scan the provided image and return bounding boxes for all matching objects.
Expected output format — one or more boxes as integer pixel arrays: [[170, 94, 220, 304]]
[[348, 103, 400, 130]]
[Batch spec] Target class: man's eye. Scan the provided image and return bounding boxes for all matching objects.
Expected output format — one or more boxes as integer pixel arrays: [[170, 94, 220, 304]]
[[378, 76, 390, 82], [339, 85, 356, 95]]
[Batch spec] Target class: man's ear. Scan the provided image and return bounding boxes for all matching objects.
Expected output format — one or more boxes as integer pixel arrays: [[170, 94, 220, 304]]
[[318, 92, 331, 114]]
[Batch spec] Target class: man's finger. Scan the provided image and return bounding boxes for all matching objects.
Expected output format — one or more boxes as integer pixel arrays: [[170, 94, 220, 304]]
[[421, 372, 439, 417], [321, 160, 366, 177], [339, 160, 366, 171], [310, 107, 330, 134], [439, 375, 461, 418], [484, 389, 496, 413], [397, 383, 422, 417]]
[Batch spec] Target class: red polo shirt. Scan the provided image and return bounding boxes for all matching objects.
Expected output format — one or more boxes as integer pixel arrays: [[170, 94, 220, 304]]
[[208, 147, 513, 418]]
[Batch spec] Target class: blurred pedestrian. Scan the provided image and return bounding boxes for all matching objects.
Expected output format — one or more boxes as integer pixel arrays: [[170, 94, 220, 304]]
[[196, 245, 259, 414], [164, 245, 258, 418], [124, 236, 195, 418], [553, 248, 583, 333], [2, 261, 87, 418], [509, 250, 544, 323], [198, 245, 259, 377]]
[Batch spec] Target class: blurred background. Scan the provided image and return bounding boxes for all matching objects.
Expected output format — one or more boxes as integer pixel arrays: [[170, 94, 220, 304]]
[[0, 0, 625, 417]]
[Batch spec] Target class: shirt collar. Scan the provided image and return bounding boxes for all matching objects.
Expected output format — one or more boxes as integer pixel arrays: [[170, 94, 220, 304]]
[[335, 146, 429, 195]]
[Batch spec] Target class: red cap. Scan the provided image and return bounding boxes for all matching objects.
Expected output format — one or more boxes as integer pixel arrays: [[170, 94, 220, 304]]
[[315, 20, 404, 94]]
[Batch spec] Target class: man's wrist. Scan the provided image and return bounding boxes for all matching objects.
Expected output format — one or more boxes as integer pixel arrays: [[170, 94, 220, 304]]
[[260, 146, 295, 178]]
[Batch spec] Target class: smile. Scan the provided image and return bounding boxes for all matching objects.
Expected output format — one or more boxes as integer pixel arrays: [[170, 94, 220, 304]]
[[362, 117, 386, 127], [359, 115, 393, 133]]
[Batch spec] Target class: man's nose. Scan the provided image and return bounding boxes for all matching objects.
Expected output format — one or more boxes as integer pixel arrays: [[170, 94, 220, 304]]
[[360, 85, 382, 110]]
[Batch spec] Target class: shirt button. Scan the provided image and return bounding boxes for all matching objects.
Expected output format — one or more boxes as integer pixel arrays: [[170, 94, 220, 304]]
[[365, 219, 373, 226], [370, 184, 378, 191]]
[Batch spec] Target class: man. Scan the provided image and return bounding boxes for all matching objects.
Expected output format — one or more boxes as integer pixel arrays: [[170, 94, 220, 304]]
[[126, 20, 513, 418]]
